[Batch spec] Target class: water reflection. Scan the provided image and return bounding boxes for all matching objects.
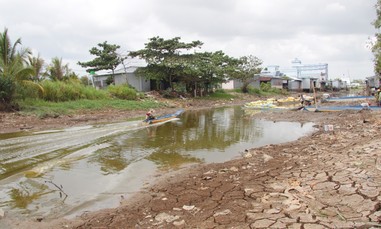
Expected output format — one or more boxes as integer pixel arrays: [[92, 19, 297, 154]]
[[147, 151, 202, 170], [0, 106, 316, 220]]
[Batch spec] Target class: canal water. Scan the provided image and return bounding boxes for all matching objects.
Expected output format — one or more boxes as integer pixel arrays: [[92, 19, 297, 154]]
[[0, 106, 315, 220]]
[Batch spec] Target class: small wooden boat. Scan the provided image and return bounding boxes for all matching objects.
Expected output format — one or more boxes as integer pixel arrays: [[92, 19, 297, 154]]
[[304, 105, 381, 112], [143, 110, 184, 124]]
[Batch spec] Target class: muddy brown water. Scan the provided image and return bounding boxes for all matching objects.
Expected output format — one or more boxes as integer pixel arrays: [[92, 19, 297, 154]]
[[0, 106, 315, 220]]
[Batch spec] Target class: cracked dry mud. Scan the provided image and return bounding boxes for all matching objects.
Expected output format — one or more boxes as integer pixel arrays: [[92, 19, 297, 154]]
[[9, 109, 377, 229], [2, 102, 381, 228]]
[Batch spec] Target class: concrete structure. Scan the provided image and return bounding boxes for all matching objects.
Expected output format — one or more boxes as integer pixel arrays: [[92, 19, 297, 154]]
[[327, 79, 348, 91], [366, 75, 380, 89], [221, 76, 283, 90], [262, 58, 328, 92], [221, 79, 243, 90]]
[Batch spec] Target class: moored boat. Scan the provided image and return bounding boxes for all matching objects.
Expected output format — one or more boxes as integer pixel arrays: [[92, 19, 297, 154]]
[[303, 105, 381, 112], [324, 96, 374, 102]]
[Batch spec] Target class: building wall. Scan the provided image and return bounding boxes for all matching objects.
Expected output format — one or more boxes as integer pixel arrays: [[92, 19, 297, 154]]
[[221, 80, 235, 89], [114, 73, 150, 92], [93, 76, 108, 89], [301, 79, 311, 90], [288, 81, 301, 91], [249, 80, 260, 88], [94, 72, 150, 92], [221, 80, 243, 90], [270, 78, 283, 89]]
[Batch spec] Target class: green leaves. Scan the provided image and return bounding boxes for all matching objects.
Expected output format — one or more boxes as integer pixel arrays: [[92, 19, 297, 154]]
[[78, 41, 123, 75], [0, 28, 37, 109], [129, 36, 203, 91], [231, 55, 263, 93]]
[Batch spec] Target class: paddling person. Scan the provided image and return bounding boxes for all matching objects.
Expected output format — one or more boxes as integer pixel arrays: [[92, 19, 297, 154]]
[[299, 94, 311, 106], [145, 109, 155, 122]]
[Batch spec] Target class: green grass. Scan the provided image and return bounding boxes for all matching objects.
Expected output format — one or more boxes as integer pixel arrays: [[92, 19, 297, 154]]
[[17, 98, 165, 118], [202, 90, 237, 100]]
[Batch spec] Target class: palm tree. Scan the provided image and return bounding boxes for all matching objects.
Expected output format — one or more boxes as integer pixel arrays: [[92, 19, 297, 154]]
[[45, 57, 69, 81], [28, 54, 45, 82], [0, 28, 41, 109], [0, 28, 31, 73]]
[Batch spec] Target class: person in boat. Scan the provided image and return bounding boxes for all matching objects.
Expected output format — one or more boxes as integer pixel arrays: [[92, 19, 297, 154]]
[[299, 94, 312, 106], [145, 109, 155, 122]]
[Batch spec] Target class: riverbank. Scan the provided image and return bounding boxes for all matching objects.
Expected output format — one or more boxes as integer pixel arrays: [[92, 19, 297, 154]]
[[0, 93, 255, 134], [2, 94, 381, 228]]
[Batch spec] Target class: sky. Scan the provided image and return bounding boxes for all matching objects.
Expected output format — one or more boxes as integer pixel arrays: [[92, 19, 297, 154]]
[[0, 0, 378, 80]]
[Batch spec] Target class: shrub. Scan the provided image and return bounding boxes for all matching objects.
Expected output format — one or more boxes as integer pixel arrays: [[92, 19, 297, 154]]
[[260, 82, 272, 91], [107, 84, 138, 100], [0, 77, 16, 110], [41, 80, 108, 102], [0, 77, 15, 104]]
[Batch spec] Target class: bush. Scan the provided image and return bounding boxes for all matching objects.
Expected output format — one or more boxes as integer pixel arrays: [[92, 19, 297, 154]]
[[0, 77, 17, 110], [160, 88, 177, 98], [41, 80, 108, 102], [260, 82, 272, 91], [107, 84, 138, 100], [0, 77, 15, 104]]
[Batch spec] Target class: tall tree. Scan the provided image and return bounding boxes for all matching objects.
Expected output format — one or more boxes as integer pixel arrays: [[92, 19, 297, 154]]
[[129, 36, 203, 91], [78, 41, 123, 84], [184, 51, 238, 96], [231, 55, 263, 93], [372, 1, 381, 76]]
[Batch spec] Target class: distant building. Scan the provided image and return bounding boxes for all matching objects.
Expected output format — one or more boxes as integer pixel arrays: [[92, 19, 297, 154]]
[[92, 66, 151, 92], [222, 58, 328, 92], [265, 58, 328, 92]]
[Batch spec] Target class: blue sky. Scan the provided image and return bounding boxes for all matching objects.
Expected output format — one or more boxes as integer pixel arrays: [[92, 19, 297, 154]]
[[0, 0, 377, 80]]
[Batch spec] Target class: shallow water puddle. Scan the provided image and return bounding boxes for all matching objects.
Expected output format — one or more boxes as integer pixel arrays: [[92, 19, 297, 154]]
[[0, 106, 315, 220]]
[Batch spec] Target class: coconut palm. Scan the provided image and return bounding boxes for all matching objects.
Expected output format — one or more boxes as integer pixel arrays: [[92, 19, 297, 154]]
[[28, 54, 45, 82], [0, 28, 31, 73], [0, 28, 42, 109], [45, 57, 69, 81]]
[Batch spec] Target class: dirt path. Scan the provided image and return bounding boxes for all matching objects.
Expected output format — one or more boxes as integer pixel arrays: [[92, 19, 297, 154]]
[[2, 95, 381, 228]]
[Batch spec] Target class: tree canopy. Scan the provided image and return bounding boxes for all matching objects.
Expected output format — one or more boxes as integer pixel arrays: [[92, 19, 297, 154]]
[[182, 51, 239, 95], [231, 55, 263, 93], [78, 41, 123, 76], [129, 36, 203, 91]]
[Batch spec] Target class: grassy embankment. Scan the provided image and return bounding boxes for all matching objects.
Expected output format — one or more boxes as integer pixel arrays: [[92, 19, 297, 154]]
[[15, 81, 286, 118]]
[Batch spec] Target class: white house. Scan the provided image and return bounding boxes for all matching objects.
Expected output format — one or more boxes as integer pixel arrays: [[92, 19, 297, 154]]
[[92, 66, 151, 92]]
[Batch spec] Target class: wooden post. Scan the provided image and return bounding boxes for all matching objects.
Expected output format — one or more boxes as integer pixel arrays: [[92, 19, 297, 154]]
[[312, 80, 318, 109]]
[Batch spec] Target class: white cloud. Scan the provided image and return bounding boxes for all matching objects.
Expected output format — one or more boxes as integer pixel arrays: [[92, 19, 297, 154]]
[[0, 0, 377, 79]]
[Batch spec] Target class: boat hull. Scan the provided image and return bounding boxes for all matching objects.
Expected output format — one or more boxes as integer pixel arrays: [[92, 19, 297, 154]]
[[143, 110, 184, 125], [304, 106, 381, 112]]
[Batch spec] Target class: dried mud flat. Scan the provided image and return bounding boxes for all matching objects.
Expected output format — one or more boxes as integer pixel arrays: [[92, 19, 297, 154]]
[[2, 98, 381, 228]]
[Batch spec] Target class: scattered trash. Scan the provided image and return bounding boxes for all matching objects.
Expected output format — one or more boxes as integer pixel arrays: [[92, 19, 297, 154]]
[[182, 205, 195, 211], [324, 125, 334, 132]]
